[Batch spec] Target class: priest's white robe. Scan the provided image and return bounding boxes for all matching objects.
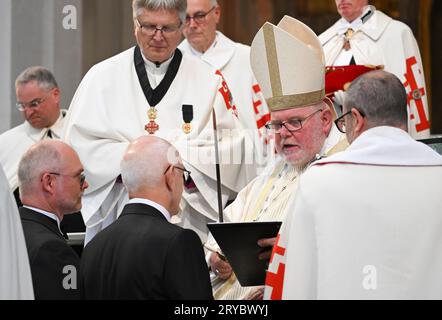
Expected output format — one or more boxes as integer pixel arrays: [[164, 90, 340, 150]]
[[179, 32, 271, 171], [280, 127, 442, 300], [320, 6, 430, 139], [207, 126, 348, 300], [0, 167, 34, 300], [0, 111, 66, 191], [63, 47, 256, 244]]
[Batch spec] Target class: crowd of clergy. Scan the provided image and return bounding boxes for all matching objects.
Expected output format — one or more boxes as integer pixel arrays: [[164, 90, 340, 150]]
[[1, 0, 441, 300]]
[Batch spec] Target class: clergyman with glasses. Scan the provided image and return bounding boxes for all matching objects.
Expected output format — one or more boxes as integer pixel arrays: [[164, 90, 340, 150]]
[[0, 66, 67, 205], [63, 0, 258, 245], [80, 136, 213, 300], [204, 16, 348, 300], [17, 140, 89, 300], [179, 0, 271, 168]]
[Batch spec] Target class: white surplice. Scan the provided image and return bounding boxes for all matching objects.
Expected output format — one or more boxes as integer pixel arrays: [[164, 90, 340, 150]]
[[62, 47, 257, 244], [320, 6, 430, 139], [279, 127, 442, 300], [180, 32, 271, 171], [0, 111, 66, 191], [0, 167, 34, 300]]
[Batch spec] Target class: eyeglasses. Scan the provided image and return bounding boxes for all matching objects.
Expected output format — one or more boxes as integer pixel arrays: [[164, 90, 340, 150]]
[[49, 172, 87, 188], [135, 19, 182, 37], [16, 88, 56, 112], [164, 165, 192, 185], [184, 6, 216, 25], [265, 109, 323, 134], [334, 109, 365, 133]]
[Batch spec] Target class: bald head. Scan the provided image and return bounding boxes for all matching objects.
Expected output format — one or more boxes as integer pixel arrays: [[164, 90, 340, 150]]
[[121, 136, 181, 195]]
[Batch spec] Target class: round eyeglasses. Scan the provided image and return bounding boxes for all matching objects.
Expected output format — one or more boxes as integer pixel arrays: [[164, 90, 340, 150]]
[[16, 89, 55, 112], [135, 19, 182, 37], [334, 109, 365, 133], [265, 109, 323, 134], [184, 6, 216, 25]]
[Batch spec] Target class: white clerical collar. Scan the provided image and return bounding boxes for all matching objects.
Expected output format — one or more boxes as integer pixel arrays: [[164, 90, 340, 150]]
[[128, 198, 171, 222], [141, 51, 174, 75], [337, 5, 372, 35], [23, 206, 63, 234], [189, 32, 219, 57]]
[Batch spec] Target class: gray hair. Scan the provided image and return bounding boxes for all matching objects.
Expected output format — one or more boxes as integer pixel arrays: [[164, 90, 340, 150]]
[[121, 137, 181, 194], [132, 0, 187, 22], [345, 70, 408, 129], [18, 142, 62, 194], [15, 66, 59, 92]]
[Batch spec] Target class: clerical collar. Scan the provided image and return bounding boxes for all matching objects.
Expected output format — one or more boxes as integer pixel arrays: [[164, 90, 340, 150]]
[[141, 51, 175, 75], [23, 205, 63, 235], [189, 32, 219, 56], [338, 5, 373, 35], [128, 198, 171, 222]]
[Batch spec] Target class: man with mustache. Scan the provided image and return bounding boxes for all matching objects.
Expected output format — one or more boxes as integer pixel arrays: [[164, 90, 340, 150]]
[[320, 0, 430, 139], [18, 141, 88, 299], [180, 0, 270, 169]]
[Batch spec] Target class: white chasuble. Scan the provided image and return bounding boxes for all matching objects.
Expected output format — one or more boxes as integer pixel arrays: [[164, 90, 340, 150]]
[[279, 127, 442, 300]]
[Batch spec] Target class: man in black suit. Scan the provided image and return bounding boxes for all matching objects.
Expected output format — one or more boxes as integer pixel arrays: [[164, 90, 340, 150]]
[[17, 140, 89, 300], [80, 136, 213, 300]]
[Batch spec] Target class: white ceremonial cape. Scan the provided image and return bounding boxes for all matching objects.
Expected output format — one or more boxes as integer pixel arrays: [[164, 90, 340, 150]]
[[280, 127, 442, 300], [0, 111, 66, 191], [180, 32, 271, 171], [320, 6, 430, 139], [63, 47, 256, 243], [208, 126, 348, 300], [0, 167, 34, 300]]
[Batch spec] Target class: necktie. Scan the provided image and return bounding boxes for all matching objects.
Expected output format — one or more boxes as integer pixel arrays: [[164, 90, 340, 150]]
[[47, 129, 53, 139]]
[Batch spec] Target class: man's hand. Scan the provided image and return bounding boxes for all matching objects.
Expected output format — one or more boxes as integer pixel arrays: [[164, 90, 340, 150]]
[[257, 237, 277, 261], [245, 287, 264, 300], [209, 252, 233, 280]]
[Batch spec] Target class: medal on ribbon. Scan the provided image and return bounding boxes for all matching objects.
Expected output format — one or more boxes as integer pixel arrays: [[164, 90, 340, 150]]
[[182, 104, 194, 134], [145, 107, 159, 135]]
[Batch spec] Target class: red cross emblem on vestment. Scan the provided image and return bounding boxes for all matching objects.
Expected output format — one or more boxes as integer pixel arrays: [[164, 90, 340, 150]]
[[265, 234, 286, 300], [145, 121, 159, 135], [403, 56, 430, 133]]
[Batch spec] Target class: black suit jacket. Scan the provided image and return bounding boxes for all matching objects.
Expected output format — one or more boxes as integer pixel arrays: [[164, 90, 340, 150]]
[[80, 203, 213, 300], [19, 207, 80, 300]]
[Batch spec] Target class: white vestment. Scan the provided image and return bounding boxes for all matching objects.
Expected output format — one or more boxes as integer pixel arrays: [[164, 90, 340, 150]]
[[279, 127, 442, 300], [207, 126, 347, 300], [320, 6, 430, 139], [63, 47, 257, 244], [179, 32, 271, 171], [0, 167, 34, 300], [0, 111, 66, 191]]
